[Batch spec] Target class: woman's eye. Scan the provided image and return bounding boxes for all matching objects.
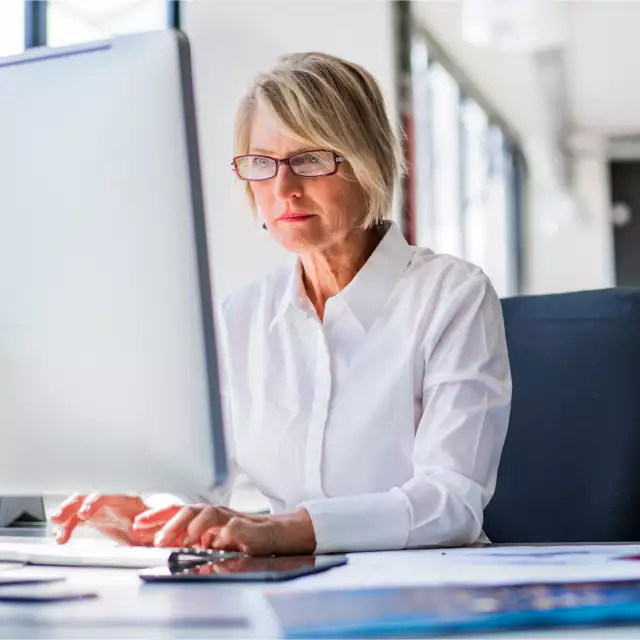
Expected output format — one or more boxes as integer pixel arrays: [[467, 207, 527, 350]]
[[252, 157, 269, 167]]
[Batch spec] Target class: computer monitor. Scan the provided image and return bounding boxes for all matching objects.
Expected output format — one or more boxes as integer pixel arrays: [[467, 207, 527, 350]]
[[0, 31, 227, 496]]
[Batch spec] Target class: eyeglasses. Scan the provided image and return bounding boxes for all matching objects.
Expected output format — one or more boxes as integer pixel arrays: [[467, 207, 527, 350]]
[[231, 150, 343, 181]]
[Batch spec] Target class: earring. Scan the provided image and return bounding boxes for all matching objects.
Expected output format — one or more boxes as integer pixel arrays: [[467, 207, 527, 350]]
[[262, 223, 267, 230]]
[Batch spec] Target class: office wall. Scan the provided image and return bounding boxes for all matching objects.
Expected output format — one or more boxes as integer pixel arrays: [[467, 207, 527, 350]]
[[525, 135, 616, 294], [529, 168, 616, 295], [182, 0, 397, 301], [528, 160, 615, 295]]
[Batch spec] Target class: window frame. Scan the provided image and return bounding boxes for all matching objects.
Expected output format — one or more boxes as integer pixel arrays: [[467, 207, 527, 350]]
[[25, 0, 47, 48]]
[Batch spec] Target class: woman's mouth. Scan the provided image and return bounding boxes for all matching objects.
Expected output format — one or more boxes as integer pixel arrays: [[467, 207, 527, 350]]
[[277, 212, 315, 222]]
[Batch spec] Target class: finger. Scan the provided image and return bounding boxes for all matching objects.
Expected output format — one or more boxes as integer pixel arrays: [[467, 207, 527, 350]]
[[212, 527, 244, 553], [76, 492, 112, 521], [200, 528, 217, 549], [86, 505, 138, 536], [54, 514, 81, 544], [175, 532, 189, 548], [185, 507, 234, 545], [131, 524, 164, 547], [212, 518, 254, 554], [132, 506, 182, 529], [50, 494, 85, 524], [154, 505, 203, 547], [215, 518, 276, 556], [130, 519, 166, 546]]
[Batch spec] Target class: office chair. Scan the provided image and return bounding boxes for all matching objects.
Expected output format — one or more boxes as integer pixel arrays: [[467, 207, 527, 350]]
[[483, 288, 640, 543]]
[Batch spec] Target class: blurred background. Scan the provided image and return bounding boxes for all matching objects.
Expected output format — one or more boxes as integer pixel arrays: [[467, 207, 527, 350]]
[[2, 0, 639, 303]]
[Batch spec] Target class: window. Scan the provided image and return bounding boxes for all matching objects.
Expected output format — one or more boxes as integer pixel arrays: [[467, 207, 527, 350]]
[[0, 0, 25, 57], [463, 101, 519, 296], [430, 62, 463, 258], [410, 37, 432, 249], [47, 0, 167, 48], [462, 99, 489, 279], [409, 30, 524, 297], [484, 125, 516, 296]]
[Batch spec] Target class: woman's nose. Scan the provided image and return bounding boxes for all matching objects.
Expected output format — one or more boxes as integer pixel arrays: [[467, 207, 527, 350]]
[[272, 164, 303, 200]]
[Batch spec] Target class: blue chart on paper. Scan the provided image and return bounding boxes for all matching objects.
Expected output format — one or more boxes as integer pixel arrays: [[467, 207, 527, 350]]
[[269, 580, 640, 638]]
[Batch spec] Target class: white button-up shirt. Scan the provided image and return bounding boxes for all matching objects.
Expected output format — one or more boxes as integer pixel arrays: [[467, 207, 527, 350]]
[[213, 221, 511, 554]]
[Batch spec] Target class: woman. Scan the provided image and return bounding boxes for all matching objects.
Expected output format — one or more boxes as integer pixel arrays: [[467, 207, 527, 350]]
[[52, 52, 512, 555]]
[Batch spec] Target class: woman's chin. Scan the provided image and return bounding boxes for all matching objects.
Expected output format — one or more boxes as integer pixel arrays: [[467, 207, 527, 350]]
[[274, 228, 324, 253]]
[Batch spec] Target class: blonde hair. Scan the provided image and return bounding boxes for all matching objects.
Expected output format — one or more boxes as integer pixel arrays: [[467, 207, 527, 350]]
[[234, 52, 404, 228]]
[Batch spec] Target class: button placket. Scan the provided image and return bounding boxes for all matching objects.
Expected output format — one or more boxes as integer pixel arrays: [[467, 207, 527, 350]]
[[303, 316, 332, 499]]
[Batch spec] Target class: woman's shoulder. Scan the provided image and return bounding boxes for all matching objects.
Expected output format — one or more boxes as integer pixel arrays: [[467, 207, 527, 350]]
[[409, 246, 490, 294], [217, 263, 293, 329]]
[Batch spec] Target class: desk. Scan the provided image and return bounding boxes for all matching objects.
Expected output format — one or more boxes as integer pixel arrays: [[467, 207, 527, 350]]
[[2, 531, 640, 639]]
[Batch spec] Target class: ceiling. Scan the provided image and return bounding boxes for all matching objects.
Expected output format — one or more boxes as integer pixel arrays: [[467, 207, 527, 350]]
[[415, 0, 640, 141], [566, 1, 640, 135]]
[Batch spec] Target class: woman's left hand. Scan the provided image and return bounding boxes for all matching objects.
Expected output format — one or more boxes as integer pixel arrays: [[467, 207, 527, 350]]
[[132, 504, 316, 556]]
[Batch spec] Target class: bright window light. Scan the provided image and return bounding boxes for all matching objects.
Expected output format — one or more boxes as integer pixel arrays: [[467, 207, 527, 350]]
[[47, 0, 166, 48], [0, 0, 25, 57]]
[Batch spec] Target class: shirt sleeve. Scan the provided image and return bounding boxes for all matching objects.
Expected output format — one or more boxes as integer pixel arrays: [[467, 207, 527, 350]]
[[300, 272, 512, 554]]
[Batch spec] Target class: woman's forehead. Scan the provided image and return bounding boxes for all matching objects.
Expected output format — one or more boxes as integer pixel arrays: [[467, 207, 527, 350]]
[[248, 108, 308, 155]]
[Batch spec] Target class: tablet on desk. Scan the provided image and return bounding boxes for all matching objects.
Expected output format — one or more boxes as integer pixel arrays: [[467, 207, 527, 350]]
[[139, 553, 347, 583]]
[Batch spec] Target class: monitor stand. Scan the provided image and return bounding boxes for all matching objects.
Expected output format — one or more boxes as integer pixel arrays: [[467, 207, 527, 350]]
[[0, 497, 46, 527]]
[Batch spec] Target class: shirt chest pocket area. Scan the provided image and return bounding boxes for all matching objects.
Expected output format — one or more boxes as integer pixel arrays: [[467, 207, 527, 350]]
[[245, 361, 300, 445], [245, 343, 307, 439], [248, 394, 296, 434]]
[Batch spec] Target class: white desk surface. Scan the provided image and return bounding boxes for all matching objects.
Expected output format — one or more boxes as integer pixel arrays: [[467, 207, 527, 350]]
[[2, 530, 640, 639]]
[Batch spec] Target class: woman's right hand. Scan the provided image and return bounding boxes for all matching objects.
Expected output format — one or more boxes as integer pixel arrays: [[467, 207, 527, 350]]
[[50, 494, 154, 546]]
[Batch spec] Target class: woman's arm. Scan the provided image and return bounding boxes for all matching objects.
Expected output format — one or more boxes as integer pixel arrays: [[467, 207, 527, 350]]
[[299, 273, 512, 553]]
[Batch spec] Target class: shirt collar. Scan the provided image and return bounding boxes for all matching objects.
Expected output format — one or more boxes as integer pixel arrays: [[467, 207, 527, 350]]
[[336, 221, 413, 331], [270, 259, 309, 331], [269, 221, 413, 332]]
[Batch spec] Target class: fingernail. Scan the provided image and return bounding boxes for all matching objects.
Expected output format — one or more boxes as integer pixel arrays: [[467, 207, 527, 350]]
[[154, 531, 166, 546]]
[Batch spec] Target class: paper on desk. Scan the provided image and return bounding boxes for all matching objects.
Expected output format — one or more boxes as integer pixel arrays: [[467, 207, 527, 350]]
[[0, 539, 172, 569], [271, 546, 640, 593], [440, 544, 640, 564]]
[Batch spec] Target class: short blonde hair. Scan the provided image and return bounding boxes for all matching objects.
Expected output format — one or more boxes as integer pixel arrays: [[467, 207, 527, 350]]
[[234, 52, 404, 228]]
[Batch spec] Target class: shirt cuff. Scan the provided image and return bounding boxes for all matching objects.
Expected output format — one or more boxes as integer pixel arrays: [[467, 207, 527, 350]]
[[299, 487, 411, 554]]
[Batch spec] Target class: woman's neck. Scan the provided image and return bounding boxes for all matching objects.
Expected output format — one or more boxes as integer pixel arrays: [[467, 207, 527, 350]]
[[300, 227, 382, 321]]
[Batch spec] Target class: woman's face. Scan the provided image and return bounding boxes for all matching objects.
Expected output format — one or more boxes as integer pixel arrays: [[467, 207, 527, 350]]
[[247, 108, 367, 254]]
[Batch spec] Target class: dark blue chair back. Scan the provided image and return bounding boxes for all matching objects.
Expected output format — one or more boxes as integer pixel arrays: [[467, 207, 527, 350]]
[[484, 288, 640, 543]]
